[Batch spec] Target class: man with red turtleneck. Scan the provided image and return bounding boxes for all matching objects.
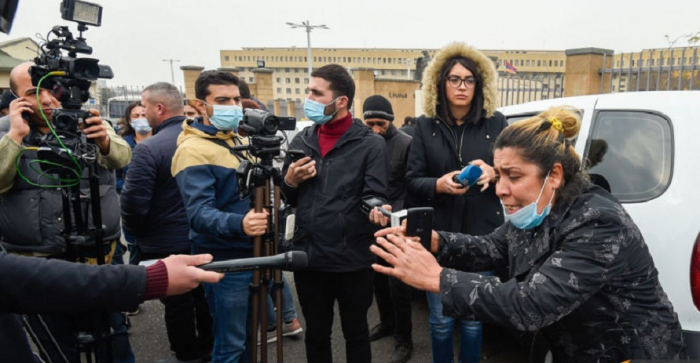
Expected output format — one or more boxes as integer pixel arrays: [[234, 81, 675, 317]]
[[282, 64, 388, 363]]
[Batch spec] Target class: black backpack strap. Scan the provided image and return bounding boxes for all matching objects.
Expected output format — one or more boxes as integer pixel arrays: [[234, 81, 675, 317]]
[[207, 137, 244, 162]]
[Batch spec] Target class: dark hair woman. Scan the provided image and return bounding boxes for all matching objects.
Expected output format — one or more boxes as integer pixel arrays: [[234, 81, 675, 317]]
[[405, 42, 508, 363], [373, 107, 686, 362]]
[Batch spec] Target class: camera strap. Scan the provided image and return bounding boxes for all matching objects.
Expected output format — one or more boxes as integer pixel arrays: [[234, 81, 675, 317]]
[[207, 138, 244, 163]]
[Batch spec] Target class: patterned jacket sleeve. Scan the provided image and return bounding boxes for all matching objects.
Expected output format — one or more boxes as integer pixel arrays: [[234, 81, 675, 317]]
[[439, 208, 627, 331], [436, 224, 509, 272]]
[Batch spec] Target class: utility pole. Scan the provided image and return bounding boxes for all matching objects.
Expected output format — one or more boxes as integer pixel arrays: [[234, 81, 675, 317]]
[[162, 58, 181, 85], [286, 21, 330, 75]]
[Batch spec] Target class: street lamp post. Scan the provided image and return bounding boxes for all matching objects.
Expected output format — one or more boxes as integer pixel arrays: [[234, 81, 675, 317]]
[[286, 21, 329, 75], [162, 58, 181, 85]]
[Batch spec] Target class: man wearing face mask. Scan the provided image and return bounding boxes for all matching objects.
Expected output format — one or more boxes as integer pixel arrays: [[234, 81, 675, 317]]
[[281, 64, 389, 363], [171, 71, 268, 363], [120, 82, 214, 363]]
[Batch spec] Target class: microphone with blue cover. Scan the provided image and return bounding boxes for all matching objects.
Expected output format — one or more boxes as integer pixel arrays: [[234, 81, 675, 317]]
[[452, 165, 483, 187]]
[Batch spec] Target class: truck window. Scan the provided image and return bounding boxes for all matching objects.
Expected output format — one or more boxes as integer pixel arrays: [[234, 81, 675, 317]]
[[584, 110, 672, 202]]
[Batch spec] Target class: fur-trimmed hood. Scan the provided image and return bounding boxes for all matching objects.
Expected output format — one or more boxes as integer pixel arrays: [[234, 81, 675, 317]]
[[421, 42, 498, 119]]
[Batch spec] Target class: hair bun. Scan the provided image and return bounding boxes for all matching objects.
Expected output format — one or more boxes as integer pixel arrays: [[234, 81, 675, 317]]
[[541, 107, 581, 139]]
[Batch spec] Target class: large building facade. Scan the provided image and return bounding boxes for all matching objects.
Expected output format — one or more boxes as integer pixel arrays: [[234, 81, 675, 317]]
[[220, 47, 566, 102]]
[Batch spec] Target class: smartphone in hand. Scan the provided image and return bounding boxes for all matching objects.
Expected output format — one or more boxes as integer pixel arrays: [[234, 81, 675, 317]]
[[288, 149, 307, 163], [406, 207, 434, 251]]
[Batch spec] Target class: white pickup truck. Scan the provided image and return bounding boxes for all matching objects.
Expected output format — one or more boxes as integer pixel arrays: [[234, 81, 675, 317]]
[[499, 91, 700, 360]]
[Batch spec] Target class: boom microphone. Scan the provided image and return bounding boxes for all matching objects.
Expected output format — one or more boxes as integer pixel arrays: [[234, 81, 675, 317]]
[[452, 165, 482, 187], [198, 251, 308, 273]]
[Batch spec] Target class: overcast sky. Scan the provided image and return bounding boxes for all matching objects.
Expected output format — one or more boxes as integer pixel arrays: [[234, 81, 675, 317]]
[[3, 0, 699, 87]]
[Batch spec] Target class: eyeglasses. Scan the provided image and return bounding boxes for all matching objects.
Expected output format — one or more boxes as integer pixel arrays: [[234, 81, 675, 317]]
[[446, 76, 477, 89], [366, 120, 388, 128]]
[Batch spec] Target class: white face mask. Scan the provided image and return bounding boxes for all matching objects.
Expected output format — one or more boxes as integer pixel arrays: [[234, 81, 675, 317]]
[[501, 170, 555, 230], [131, 118, 152, 134]]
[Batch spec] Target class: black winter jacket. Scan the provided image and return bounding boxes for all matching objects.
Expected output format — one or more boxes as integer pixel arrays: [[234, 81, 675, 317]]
[[382, 124, 412, 211], [120, 116, 190, 254], [406, 113, 508, 236], [437, 185, 686, 362], [282, 118, 388, 272], [0, 252, 145, 362]]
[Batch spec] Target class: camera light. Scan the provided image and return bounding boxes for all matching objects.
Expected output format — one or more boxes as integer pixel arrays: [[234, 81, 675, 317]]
[[61, 0, 102, 27]]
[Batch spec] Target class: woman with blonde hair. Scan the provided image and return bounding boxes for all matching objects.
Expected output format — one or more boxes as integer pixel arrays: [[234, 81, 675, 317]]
[[374, 107, 686, 362]]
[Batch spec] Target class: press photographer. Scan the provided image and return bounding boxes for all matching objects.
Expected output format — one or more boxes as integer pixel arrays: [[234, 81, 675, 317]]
[[0, 1, 133, 362]]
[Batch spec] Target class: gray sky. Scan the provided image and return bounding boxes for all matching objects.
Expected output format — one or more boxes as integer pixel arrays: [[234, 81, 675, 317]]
[[3, 0, 699, 87]]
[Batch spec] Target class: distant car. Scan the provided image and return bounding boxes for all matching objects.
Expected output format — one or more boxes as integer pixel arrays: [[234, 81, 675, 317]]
[[499, 91, 700, 361]]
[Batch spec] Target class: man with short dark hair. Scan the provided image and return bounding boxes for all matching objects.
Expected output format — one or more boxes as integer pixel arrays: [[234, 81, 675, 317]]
[[172, 70, 268, 363], [282, 64, 389, 363], [120, 82, 213, 363], [363, 95, 414, 363]]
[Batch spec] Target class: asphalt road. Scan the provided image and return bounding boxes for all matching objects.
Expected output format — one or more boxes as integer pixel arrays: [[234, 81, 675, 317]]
[[127, 271, 528, 363]]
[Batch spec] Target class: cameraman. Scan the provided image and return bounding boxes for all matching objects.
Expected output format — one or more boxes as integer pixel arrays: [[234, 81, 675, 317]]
[[171, 70, 268, 363], [0, 62, 133, 362]]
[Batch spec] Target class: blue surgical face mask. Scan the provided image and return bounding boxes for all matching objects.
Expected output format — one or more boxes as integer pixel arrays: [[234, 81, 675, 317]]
[[202, 101, 243, 131], [502, 170, 555, 230], [131, 118, 152, 134], [304, 97, 340, 125]]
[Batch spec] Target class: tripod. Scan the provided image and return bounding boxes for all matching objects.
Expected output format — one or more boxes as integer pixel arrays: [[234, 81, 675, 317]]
[[242, 156, 285, 363], [34, 135, 116, 363]]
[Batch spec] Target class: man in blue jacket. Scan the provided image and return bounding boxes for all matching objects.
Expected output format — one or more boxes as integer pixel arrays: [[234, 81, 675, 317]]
[[172, 70, 268, 363], [120, 82, 213, 363]]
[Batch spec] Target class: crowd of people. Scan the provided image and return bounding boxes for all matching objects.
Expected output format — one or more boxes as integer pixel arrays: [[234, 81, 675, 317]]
[[0, 41, 688, 363]]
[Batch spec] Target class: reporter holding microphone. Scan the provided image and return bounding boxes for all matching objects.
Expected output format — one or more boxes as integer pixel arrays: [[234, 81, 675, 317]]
[[372, 107, 686, 362]]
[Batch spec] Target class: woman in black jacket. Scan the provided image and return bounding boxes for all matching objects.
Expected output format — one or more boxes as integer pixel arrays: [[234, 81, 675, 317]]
[[405, 42, 507, 363], [374, 107, 686, 362]]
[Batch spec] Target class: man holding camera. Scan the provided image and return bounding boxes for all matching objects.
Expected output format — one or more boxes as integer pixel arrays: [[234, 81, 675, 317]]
[[0, 62, 133, 362], [282, 64, 388, 363], [171, 70, 268, 363]]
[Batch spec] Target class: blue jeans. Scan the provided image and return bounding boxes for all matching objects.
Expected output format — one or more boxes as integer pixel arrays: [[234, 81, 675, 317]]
[[203, 271, 252, 363], [426, 270, 495, 363], [266, 273, 298, 330]]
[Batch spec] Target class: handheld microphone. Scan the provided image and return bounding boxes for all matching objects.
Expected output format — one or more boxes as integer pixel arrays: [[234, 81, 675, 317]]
[[452, 165, 482, 187], [198, 251, 308, 273]]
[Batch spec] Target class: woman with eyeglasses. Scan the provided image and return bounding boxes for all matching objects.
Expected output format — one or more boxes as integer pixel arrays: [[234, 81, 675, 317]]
[[405, 42, 508, 363]]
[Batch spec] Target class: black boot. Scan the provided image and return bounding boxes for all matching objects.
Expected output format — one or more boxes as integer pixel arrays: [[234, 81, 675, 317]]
[[368, 323, 394, 341], [391, 340, 413, 363]]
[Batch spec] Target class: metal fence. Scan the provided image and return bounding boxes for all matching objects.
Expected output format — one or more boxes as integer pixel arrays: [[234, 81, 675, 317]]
[[600, 48, 700, 93], [498, 73, 565, 107]]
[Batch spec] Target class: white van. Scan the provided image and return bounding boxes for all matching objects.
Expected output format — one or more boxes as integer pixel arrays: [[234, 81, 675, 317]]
[[499, 91, 700, 359]]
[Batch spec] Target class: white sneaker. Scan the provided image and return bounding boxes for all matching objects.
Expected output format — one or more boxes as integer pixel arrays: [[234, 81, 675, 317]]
[[283, 318, 303, 337]]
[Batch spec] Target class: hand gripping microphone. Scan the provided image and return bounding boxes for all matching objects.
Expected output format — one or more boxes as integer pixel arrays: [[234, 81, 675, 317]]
[[199, 251, 308, 273], [452, 165, 482, 187]]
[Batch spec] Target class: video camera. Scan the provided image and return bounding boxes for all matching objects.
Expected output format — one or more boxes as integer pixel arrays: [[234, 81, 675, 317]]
[[30, 0, 113, 136]]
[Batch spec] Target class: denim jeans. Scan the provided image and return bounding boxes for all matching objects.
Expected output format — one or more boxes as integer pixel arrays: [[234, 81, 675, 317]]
[[266, 273, 298, 330], [203, 271, 252, 363], [426, 270, 495, 363]]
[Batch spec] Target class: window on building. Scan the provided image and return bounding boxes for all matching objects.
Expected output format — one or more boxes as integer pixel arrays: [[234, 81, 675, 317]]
[[549, 60, 552, 67], [249, 77, 254, 83], [295, 89, 300, 94], [304, 57, 307, 62], [333, 57, 337, 62], [286, 88, 292, 94], [584, 110, 672, 202], [285, 78, 291, 83], [295, 78, 300, 84], [537, 60, 541, 67], [391, 70, 397, 76], [401, 70, 407, 76], [304, 78, 308, 83], [526, 60, 530, 66], [381, 70, 386, 75], [285, 68, 290, 72], [294, 68, 299, 73], [277, 87, 282, 93], [225, 55, 230, 61], [276, 77, 281, 83]]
